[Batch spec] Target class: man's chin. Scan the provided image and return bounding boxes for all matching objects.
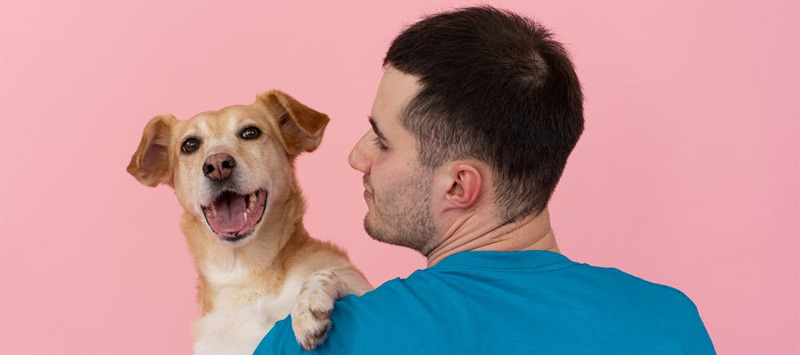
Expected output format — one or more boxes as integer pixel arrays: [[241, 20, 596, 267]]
[[363, 216, 434, 255], [362, 216, 384, 243], [363, 216, 396, 245]]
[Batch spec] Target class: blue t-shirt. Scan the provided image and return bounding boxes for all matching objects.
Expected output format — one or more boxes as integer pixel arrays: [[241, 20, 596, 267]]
[[254, 251, 715, 354]]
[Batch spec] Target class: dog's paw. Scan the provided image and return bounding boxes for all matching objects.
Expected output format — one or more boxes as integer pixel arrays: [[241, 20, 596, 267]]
[[290, 270, 343, 351]]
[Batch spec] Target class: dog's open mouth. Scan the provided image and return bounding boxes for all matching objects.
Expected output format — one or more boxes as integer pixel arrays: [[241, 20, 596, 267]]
[[201, 189, 268, 242]]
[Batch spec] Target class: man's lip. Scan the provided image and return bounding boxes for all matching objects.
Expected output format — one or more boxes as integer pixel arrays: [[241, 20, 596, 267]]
[[363, 189, 373, 199]]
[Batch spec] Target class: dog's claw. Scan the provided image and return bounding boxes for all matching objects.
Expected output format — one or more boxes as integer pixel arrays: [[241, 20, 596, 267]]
[[313, 324, 330, 339], [311, 307, 332, 320]]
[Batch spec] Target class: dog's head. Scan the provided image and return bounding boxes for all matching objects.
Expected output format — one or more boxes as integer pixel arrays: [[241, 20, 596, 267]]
[[127, 90, 329, 246]]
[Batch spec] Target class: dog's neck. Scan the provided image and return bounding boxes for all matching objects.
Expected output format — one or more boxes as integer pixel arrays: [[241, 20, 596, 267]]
[[180, 187, 310, 314]]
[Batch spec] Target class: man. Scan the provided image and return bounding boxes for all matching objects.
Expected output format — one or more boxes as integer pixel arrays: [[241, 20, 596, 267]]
[[255, 6, 715, 354]]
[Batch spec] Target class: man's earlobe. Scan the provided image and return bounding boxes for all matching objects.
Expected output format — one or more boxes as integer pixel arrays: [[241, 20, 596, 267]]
[[127, 114, 177, 187], [256, 90, 330, 156]]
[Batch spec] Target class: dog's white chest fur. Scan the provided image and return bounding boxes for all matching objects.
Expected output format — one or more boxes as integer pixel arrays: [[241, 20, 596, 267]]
[[191, 264, 305, 355]]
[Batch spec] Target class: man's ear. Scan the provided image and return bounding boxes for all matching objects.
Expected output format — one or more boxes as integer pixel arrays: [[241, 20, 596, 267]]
[[126, 114, 177, 187], [438, 163, 483, 211], [256, 90, 330, 156]]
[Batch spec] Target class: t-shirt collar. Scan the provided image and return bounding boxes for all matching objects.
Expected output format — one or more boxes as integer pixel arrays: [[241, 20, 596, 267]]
[[433, 250, 576, 270]]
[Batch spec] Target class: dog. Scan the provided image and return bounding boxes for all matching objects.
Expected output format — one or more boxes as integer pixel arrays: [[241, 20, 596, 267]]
[[127, 90, 373, 354]]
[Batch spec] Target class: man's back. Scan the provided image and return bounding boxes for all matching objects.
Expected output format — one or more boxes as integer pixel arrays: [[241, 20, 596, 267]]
[[256, 251, 715, 354]]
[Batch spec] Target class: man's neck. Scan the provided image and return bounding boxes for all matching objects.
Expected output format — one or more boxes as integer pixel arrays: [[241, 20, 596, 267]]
[[426, 208, 560, 267]]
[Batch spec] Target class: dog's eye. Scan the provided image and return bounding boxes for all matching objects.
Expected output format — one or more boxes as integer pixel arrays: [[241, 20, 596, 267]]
[[181, 138, 201, 154], [240, 126, 261, 140]]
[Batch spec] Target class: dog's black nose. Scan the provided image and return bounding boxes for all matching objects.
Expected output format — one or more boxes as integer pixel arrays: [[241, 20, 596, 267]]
[[203, 153, 236, 181]]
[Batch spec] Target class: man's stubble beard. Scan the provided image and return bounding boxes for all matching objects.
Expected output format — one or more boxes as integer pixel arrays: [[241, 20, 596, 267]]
[[363, 170, 439, 256]]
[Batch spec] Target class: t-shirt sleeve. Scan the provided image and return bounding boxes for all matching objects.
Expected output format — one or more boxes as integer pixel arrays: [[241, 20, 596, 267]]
[[675, 294, 717, 354], [251, 316, 306, 355]]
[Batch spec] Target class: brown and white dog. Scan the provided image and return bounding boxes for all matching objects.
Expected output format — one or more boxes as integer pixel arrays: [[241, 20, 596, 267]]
[[127, 90, 373, 354]]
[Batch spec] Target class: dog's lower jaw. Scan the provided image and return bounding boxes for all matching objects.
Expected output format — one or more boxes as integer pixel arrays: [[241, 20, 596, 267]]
[[214, 229, 254, 247]]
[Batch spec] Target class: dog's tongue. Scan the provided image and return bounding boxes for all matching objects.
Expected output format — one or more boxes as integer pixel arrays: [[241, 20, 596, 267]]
[[209, 192, 247, 234]]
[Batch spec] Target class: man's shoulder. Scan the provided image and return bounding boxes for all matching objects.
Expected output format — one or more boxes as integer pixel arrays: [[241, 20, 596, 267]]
[[574, 262, 698, 305], [339, 260, 705, 329], [569, 262, 707, 331], [345, 258, 701, 314]]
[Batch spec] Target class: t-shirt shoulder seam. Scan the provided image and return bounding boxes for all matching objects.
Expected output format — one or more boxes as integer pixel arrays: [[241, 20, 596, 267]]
[[589, 265, 695, 301]]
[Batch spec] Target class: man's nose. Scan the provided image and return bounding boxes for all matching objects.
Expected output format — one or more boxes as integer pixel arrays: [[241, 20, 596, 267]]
[[203, 153, 236, 181], [348, 132, 371, 174]]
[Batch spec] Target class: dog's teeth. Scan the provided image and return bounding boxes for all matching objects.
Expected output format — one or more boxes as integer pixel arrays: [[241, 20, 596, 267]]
[[246, 192, 256, 213], [210, 204, 216, 217], [243, 211, 248, 222]]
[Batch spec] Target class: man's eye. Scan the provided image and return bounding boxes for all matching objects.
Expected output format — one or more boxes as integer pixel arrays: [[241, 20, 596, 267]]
[[373, 136, 388, 151]]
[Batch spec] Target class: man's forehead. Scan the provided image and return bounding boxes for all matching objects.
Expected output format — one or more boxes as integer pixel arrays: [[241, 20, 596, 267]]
[[371, 66, 422, 129]]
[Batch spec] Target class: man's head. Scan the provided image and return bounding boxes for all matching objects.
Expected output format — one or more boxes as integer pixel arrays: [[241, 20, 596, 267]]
[[349, 6, 584, 254]]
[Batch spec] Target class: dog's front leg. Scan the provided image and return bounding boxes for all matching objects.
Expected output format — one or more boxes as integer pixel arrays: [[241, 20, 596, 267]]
[[290, 267, 373, 350]]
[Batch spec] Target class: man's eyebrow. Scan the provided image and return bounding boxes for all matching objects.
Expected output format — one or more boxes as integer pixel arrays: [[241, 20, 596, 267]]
[[369, 116, 388, 141]]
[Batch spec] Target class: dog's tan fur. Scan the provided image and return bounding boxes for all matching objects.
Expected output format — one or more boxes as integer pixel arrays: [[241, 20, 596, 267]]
[[128, 91, 372, 354]]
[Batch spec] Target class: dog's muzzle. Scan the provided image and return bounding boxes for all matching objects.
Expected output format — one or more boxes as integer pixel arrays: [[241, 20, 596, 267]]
[[201, 189, 268, 242]]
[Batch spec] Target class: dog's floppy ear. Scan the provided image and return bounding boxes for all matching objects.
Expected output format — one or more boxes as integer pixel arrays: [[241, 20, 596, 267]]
[[127, 114, 177, 187], [257, 90, 330, 156]]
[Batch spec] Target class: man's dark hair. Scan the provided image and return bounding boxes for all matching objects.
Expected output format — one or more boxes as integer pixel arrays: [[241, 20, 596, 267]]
[[384, 6, 584, 222]]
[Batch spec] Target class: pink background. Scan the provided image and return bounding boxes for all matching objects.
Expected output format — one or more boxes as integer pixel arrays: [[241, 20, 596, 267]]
[[1, 0, 797, 354]]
